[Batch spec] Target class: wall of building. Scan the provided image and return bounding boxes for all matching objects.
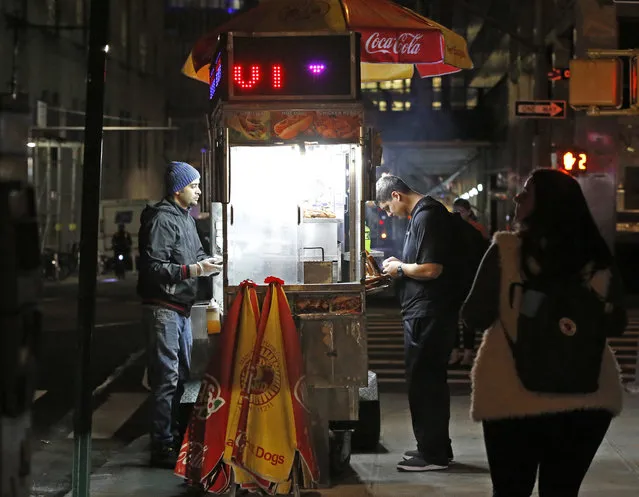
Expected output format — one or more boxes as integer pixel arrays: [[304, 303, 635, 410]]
[[0, 0, 167, 250], [164, 1, 247, 167]]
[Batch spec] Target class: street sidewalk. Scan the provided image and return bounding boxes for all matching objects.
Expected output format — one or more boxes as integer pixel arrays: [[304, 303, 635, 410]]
[[63, 391, 639, 497], [43, 273, 137, 287]]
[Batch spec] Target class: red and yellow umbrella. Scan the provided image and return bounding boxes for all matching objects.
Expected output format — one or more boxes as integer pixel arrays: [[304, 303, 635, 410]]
[[183, 0, 473, 83]]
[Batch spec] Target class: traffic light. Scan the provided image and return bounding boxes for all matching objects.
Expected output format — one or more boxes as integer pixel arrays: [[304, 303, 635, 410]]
[[558, 149, 588, 174], [569, 58, 622, 108]]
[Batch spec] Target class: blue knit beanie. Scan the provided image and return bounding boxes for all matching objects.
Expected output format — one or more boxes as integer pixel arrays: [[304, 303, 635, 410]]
[[165, 161, 200, 194]]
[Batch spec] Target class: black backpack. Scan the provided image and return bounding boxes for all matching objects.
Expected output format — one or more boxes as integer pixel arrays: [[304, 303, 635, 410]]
[[503, 272, 609, 394], [449, 212, 489, 300]]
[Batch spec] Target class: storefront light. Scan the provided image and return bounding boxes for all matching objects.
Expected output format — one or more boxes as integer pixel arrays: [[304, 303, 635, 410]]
[[460, 184, 484, 200]]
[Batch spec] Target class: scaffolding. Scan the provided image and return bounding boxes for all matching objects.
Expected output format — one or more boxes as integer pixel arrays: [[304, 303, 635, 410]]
[[28, 138, 83, 253]]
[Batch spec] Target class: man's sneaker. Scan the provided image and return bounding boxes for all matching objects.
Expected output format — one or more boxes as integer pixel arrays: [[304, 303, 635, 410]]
[[397, 456, 448, 472], [402, 449, 455, 463], [150, 445, 179, 469]]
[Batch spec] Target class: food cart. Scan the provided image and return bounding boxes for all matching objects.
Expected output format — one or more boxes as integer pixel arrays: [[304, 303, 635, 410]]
[[184, 31, 384, 486]]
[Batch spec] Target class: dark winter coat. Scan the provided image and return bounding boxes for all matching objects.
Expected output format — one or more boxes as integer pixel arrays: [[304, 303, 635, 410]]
[[137, 198, 208, 315]]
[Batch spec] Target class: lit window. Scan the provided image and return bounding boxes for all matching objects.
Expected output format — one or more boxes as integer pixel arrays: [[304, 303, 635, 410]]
[[378, 101, 388, 111], [432, 77, 442, 89], [404, 78, 412, 88], [432, 101, 442, 110], [391, 80, 403, 90], [392, 101, 404, 111], [405, 101, 412, 110], [362, 82, 378, 91], [380, 81, 392, 90]]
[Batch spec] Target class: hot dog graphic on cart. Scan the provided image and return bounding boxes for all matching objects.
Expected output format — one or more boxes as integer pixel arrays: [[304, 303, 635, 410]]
[[226, 111, 362, 143]]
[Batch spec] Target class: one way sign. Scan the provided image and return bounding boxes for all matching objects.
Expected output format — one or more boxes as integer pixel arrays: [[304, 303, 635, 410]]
[[515, 100, 566, 119]]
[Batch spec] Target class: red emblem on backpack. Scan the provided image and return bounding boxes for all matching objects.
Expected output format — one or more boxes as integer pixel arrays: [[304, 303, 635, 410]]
[[559, 317, 577, 336]]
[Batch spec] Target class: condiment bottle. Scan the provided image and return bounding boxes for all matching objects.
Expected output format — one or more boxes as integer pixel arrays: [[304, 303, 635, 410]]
[[206, 300, 221, 334]]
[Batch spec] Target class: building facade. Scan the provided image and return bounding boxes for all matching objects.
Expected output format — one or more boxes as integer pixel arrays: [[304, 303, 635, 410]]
[[164, 0, 247, 167], [0, 0, 166, 250]]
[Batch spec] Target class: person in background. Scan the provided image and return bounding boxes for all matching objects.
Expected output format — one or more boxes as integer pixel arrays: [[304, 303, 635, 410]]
[[453, 197, 489, 240], [449, 197, 489, 366], [112, 223, 132, 253], [376, 175, 459, 472], [138, 161, 222, 468], [112, 223, 133, 279], [462, 168, 626, 496]]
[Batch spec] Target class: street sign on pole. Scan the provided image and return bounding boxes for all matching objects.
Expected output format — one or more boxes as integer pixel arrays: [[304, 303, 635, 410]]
[[515, 100, 567, 119]]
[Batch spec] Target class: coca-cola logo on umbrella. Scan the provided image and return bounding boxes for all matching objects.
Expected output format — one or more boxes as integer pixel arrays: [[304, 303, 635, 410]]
[[365, 32, 424, 56], [361, 30, 443, 64]]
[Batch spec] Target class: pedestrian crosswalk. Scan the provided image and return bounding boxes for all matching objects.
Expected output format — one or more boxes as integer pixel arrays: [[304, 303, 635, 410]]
[[30, 313, 639, 442], [33, 389, 149, 442], [66, 393, 148, 440], [366, 311, 639, 390]]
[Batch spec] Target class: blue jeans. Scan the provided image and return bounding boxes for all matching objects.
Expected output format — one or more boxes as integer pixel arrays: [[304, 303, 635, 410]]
[[143, 306, 193, 449]]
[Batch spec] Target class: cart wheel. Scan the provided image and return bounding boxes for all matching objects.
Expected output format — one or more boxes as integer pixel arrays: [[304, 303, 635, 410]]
[[329, 430, 352, 476], [352, 399, 381, 452]]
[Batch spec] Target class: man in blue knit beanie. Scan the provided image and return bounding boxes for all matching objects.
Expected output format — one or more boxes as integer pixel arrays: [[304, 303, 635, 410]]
[[137, 161, 221, 468]]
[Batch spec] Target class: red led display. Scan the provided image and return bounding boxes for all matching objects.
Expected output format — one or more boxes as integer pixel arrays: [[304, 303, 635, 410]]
[[220, 34, 354, 100], [233, 64, 284, 90], [272, 64, 283, 89], [233, 65, 261, 89]]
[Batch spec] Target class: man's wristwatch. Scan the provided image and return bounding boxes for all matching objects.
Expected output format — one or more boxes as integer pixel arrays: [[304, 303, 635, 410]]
[[397, 264, 404, 278]]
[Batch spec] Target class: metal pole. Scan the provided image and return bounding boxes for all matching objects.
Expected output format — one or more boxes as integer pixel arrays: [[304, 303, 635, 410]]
[[43, 146, 52, 253], [31, 125, 179, 131], [34, 148, 44, 243], [56, 145, 63, 251], [533, 0, 551, 170], [71, 1, 109, 496], [71, 147, 78, 233]]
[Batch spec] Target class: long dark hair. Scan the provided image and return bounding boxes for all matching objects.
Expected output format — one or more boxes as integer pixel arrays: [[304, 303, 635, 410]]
[[453, 197, 478, 221], [519, 168, 612, 278]]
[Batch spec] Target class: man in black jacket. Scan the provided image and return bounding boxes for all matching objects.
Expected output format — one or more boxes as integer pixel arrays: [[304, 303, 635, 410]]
[[376, 174, 459, 472], [138, 161, 220, 468]]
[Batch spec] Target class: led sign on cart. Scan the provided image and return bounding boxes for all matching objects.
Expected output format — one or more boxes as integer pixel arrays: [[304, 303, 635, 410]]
[[209, 52, 223, 100], [228, 34, 354, 99]]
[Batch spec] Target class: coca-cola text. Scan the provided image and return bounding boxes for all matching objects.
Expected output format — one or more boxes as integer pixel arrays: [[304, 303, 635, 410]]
[[365, 32, 424, 56]]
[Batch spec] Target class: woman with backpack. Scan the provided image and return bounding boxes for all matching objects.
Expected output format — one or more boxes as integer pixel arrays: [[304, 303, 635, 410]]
[[461, 168, 627, 497]]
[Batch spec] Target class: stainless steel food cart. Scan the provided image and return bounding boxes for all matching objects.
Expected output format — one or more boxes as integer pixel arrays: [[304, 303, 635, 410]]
[[185, 31, 382, 486]]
